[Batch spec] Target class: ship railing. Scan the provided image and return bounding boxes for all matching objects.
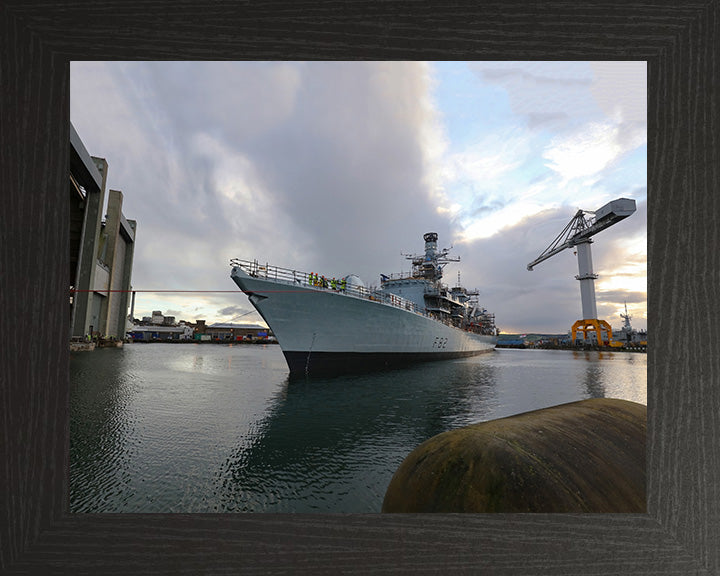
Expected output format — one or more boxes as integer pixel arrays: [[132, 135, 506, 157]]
[[230, 258, 423, 316]]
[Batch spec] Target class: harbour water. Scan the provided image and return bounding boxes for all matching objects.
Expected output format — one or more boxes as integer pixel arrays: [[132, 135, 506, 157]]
[[70, 343, 647, 513]]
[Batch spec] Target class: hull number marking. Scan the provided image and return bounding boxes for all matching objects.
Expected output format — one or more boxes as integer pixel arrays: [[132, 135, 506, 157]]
[[432, 336, 448, 349]]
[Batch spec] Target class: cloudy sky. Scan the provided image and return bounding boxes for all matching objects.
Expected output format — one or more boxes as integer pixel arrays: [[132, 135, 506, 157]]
[[70, 61, 646, 334]]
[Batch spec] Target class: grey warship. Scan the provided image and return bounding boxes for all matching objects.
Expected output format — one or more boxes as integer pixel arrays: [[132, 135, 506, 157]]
[[230, 232, 497, 375]]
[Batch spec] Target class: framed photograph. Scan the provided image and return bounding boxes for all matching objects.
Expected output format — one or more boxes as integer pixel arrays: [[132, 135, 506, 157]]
[[1, 1, 716, 574]]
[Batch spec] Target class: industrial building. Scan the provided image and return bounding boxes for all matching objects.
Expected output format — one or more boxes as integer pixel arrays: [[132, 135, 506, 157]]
[[70, 124, 137, 342], [128, 324, 195, 341], [204, 323, 274, 341], [125, 312, 273, 342]]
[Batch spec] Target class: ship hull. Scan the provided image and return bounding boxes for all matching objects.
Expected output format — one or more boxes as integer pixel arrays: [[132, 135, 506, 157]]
[[282, 349, 489, 375], [231, 267, 496, 375]]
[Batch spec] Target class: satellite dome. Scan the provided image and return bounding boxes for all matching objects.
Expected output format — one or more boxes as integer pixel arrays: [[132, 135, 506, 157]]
[[343, 274, 365, 288]]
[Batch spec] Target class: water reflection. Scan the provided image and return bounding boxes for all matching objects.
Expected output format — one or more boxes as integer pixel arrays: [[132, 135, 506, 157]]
[[70, 349, 138, 512], [70, 345, 645, 513], [571, 351, 608, 398], [215, 359, 498, 512], [569, 350, 648, 402]]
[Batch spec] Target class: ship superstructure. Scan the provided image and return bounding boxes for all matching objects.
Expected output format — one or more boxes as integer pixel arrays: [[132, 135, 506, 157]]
[[379, 233, 496, 336], [230, 232, 497, 375], [616, 302, 648, 346]]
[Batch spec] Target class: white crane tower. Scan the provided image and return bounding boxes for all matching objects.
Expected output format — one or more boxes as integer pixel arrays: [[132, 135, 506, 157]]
[[527, 198, 636, 345]]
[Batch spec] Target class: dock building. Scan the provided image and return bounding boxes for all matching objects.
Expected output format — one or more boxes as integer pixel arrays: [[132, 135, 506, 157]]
[[128, 323, 195, 341], [127, 315, 272, 342], [205, 323, 273, 341], [70, 124, 137, 341]]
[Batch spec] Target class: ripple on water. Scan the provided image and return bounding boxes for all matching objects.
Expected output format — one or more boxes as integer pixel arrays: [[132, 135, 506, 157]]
[[71, 345, 646, 513]]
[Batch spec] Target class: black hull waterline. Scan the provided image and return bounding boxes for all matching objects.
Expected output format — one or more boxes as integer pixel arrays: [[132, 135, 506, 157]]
[[284, 348, 495, 376]]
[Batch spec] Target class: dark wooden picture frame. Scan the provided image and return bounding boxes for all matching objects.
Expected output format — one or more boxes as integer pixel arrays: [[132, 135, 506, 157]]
[[1, 2, 717, 574]]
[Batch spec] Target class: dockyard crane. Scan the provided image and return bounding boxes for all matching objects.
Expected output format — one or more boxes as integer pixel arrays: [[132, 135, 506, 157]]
[[527, 198, 636, 345]]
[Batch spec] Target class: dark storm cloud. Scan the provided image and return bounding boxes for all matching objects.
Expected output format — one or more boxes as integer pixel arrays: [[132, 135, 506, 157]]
[[71, 62, 448, 321], [238, 62, 452, 282]]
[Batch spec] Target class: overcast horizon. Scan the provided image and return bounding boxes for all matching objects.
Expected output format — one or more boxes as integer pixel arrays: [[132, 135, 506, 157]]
[[70, 61, 647, 334]]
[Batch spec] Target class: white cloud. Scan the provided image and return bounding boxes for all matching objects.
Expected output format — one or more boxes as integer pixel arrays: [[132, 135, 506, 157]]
[[430, 129, 534, 240], [444, 134, 525, 183], [541, 62, 646, 185], [439, 61, 646, 250], [543, 118, 623, 182], [457, 198, 546, 241]]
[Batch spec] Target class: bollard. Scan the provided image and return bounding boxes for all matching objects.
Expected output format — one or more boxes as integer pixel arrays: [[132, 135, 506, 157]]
[[382, 398, 646, 513]]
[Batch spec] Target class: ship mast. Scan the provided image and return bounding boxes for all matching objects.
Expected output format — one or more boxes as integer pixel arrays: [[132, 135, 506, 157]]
[[406, 232, 459, 282], [620, 301, 632, 331]]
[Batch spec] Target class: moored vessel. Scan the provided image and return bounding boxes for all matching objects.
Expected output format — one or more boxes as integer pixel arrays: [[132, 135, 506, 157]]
[[230, 232, 497, 375]]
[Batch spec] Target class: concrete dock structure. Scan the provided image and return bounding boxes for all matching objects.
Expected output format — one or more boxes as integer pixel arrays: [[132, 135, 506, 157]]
[[70, 124, 137, 341]]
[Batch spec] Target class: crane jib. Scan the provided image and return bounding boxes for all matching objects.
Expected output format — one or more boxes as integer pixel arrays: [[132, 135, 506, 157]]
[[526, 198, 636, 271]]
